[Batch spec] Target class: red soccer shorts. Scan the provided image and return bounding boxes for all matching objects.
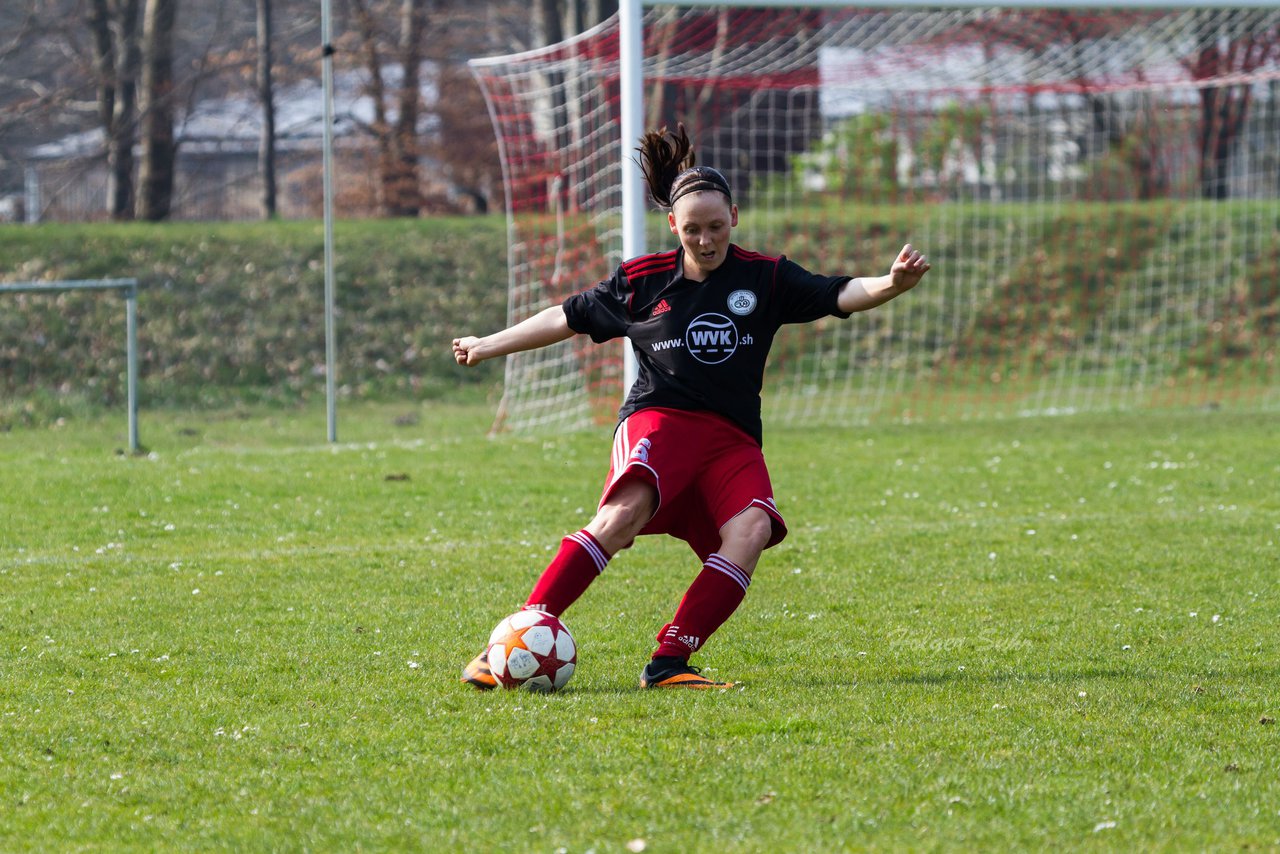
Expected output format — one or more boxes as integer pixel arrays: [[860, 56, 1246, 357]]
[[599, 407, 787, 560]]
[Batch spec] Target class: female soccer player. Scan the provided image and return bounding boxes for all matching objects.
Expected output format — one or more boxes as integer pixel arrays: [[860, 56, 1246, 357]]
[[453, 124, 930, 689]]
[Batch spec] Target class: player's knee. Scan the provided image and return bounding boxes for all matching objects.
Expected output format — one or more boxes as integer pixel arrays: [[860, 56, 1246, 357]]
[[590, 487, 656, 550], [596, 502, 643, 536], [721, 508, 774, 557], [591, 506, 644, 551]]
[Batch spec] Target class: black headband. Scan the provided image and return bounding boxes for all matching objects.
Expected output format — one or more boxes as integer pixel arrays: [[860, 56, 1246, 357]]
[[668, 166, 732, 207]]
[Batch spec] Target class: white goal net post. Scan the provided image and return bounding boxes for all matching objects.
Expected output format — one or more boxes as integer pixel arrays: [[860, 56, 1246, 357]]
[[469, 2, 1280, 433]]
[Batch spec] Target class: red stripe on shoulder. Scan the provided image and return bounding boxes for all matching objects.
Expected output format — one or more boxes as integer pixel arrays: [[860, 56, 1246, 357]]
[[732, 246, 780, 264], [626, 260, 677, 278], [728, 246, 783, 301], [623, 250, 679, 277]]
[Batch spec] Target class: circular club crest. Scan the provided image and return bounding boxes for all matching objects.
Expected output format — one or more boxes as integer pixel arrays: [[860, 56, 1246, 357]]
[[727, 289, 757, 316], [686, 313, 739, 365]]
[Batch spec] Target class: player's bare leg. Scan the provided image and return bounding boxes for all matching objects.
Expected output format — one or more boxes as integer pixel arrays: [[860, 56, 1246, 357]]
[[583, 478, 658, 555], [714, 507, 774, 578], [641, 507, 773, 689]]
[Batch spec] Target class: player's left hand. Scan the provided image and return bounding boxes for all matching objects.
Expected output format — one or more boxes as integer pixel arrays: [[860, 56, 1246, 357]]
[[890, 244, 930, 292]]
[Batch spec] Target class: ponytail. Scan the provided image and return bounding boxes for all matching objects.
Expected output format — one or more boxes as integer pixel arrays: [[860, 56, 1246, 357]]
[[636, 123, 732, 209]]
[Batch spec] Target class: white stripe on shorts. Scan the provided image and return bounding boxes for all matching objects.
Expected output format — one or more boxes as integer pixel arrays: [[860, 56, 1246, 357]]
[[612, 419, 628, 476]]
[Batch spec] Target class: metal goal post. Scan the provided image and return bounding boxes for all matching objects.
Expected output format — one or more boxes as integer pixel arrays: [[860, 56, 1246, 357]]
[[0, 278, 140, 453]]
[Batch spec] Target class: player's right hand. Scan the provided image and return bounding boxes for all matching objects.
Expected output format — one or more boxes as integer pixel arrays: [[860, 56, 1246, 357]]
[[452, 336, 483, 366]]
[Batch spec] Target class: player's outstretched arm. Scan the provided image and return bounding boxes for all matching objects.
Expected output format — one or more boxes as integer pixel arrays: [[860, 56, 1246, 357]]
[[837, 243, 931, 314], [452, 305, 574, 366]]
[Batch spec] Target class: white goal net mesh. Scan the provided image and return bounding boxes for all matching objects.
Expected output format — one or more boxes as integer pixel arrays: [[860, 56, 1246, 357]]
[[469, 6, 1280, 432]]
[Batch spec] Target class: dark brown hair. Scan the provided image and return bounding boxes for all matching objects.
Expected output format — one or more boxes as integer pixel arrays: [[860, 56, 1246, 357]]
[[636, 123, 732, 209]]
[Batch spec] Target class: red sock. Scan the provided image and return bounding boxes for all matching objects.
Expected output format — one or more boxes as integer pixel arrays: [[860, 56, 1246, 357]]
[[523, 530, 611, 617], [653, 554, 751, 659]]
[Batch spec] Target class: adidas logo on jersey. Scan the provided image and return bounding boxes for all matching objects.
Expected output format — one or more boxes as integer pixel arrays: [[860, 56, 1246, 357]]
[[651, 299, 672, 317]]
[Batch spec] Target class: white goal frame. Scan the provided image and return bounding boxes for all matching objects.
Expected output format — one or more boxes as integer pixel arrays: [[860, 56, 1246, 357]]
[[1, 278, 141, 452], [470, 1, 1279, 430], [616, 0, 1276, 392]]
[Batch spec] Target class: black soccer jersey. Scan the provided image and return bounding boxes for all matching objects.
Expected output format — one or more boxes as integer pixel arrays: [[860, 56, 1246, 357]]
[[562, 244, 852, 444]]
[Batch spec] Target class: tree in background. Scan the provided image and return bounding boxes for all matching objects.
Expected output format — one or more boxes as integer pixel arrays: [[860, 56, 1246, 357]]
[[960, 10, 1170, 201], [426, 1, 534, 214], [549, 0, 619, 41], [345, 0, 427, 217], [135, 0, 178, 221], [86, 0, 142, 220], [256, 0, 278, 219], [4, 0, 614, 220], [431, 59, 494, 214], [1184, 11, 1279, 199], [335, 0, 537, 216]]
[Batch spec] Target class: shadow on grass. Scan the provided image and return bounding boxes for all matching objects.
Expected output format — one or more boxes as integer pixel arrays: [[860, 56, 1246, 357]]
[[880, 667, 1128, 687], [864, 663, 1280, 688], [452, 664, 1280, 697]]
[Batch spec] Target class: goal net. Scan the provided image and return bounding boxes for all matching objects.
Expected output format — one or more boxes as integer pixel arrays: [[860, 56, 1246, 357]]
[[469, 6, 1280, 432]]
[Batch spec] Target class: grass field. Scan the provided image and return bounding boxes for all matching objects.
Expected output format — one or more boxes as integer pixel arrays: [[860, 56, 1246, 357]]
[[2, 401, 1278, 851]]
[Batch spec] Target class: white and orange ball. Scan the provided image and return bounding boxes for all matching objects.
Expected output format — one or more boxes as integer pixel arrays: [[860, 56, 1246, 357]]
[[486, 609, 577, 692]]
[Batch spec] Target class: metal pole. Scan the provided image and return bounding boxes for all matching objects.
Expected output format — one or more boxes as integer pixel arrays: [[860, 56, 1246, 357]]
[[619, 0, 645, 395], [321, 0, 338, 443], [125, 284, 139, 453], [0, 278, 141, 451], [24, 166, 40, 225]]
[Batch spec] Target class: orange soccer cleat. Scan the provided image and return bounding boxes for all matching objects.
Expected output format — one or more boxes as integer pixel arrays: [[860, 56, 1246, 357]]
[[460, 650, 498, 690], [639, 656, 734, 690]]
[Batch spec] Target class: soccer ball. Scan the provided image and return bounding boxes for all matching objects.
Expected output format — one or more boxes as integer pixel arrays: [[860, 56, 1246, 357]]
[[486, 609, 577, 692]]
